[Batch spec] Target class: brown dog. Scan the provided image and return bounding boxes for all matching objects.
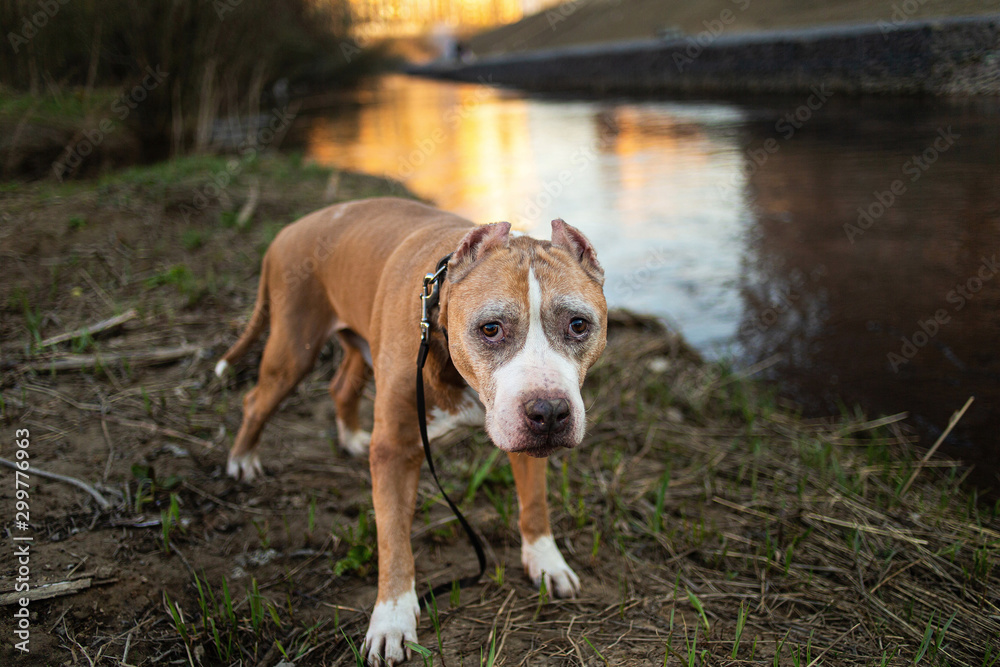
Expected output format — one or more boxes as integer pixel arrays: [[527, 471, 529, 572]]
[[215, 197, 607, 665]]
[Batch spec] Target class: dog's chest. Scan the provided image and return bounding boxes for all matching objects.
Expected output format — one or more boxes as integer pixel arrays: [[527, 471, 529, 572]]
[[427, 387, 485, 441]]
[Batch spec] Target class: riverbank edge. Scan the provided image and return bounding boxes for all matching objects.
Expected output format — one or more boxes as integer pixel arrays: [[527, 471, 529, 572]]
[[2, 153, 998, 664], [408, 14, 1000, 96]]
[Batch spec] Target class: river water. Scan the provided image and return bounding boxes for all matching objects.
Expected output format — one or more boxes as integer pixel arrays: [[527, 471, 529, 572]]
[[301, 74, 1000, 487]]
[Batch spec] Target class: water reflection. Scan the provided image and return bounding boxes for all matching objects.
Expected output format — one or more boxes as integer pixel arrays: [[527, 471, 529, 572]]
[[302, 76, 1000, 486], [304, 75, 751, 348], [306, 79, 539, 223], [738, 96, 1000, 484]]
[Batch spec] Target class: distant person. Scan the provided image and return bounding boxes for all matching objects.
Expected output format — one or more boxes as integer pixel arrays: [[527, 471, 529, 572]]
[[453, 40, 475, 65]]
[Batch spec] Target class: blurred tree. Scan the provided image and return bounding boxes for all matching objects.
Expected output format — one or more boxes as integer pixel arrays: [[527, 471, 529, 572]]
[[1, 0, 377, 158]]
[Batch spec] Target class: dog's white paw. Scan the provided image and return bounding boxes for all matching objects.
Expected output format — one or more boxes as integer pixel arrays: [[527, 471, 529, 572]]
[[227, 451, 263, 481], [362, 587, 420, 666], [214, 359, 230, 378], [336, 419, 371, 457], [522, 535, 581, 599]]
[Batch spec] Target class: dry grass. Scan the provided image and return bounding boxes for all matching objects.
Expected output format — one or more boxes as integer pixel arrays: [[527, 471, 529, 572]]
[[557, 314, 1000, 666], [0, 155, 997, 666]]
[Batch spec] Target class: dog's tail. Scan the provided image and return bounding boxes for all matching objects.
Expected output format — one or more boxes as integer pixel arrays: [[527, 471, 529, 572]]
[[215, 259, 270, 378]]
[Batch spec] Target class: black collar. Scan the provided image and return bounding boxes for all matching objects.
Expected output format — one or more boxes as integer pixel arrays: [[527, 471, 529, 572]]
[[419, 253, 452, 344]]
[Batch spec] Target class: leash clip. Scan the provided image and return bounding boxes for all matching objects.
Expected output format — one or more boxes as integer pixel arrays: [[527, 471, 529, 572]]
[[420, 263, 448, 343]]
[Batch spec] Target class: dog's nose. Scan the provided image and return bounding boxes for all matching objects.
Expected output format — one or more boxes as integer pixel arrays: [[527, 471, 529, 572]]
[[523, 398, 571, 435]]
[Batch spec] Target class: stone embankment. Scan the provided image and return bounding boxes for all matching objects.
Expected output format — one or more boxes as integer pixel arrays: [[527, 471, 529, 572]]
[[411, 15, 1000, 96]]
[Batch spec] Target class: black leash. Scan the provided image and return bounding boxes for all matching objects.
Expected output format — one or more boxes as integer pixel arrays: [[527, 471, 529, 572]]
[[415, 253, 486, 607]]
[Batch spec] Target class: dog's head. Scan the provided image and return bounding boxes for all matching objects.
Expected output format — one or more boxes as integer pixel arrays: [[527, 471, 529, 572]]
[[440, 220, 607, 457]]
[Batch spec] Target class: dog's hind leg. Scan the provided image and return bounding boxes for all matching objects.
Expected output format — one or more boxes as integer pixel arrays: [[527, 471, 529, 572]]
[[227, 310, 330, 481], [330, 335, 372, 457]]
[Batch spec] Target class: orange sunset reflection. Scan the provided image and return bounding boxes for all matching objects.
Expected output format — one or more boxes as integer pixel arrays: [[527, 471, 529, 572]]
[[305, 76, 742, 240], [306, 77, 540, 223], [303, 75, 749, 349]]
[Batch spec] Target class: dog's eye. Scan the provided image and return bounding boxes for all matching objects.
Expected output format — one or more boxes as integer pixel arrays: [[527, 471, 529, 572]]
[[569, 318, 589, 337], [481, 322, 504, 342]]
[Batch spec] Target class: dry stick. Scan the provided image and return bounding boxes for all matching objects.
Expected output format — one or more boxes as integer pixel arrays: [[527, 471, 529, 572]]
[[101, 418, 115, 482], [805, 622, 862, 667], [261, 535, 334, 591], [900, 396, 974, 495], [78, 267, 117, 312], [236, 182, 259, 228], [17, 343, 203, 373], [102, 415, 215, 451], [565, 615, 588, 665], [21, 382, 102, 411], [17, 384, 215, 451], [485, 590, 515, 663], [169, 544, 198, 581], [38, 309, 138, 348], [0, 578, 93, 605], [807, 515, 913, 552], [730, 353, 784, 380], [180, 480, 270, 515], [254, 641, 284, 667], [46, 608, 71, 634], [0, 457, 111, 510], [121, 628, 134, 667], [839, 412, 909, 435]]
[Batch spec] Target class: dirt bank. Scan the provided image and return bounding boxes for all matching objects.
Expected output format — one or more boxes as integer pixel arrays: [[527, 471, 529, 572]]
[[1, 157, 998, 665]]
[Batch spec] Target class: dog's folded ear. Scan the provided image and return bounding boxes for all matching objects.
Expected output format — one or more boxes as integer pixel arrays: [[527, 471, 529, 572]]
[[448, 221, 511, 282], [551, 219, 604, 285]]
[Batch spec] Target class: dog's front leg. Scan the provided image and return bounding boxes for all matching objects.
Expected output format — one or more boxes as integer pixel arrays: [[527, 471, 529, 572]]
[[362, 430, 423, 666], [508, 452, 581, 598]]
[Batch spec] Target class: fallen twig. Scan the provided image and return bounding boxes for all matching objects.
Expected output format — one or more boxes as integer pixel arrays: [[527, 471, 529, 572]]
[[78, 267, 117, 311], [838, 412, 909, 434], [900, 396, 974, 495], [38, 309, 138, 348], [16, 343, 202, 373], [730, 353, 784, 380], [19, 383, 102, 411], [0, 578, 92, 605], [101, 415, 216, 451], [236, 182, 260, 228], [805, 622, 861, 667], [0, 458, 112, 509]]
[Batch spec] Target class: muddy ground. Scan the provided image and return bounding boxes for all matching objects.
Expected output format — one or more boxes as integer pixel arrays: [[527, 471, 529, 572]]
[[1, 155, 998, 666]]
